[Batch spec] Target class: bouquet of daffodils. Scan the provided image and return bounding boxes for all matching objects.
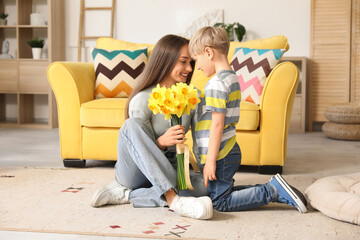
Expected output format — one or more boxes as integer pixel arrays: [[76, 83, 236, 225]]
[[148, 83, 200, 190]]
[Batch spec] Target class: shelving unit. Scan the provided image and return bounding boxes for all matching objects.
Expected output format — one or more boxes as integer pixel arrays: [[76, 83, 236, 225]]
[[281, 56, 307, 133], [0, 0, 64, 128], [0, 93, 17, 126]]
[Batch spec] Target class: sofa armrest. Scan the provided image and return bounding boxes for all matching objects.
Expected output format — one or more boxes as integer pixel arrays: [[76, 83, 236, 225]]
[[259, 61, 299, 166], [47, 62, 95, 159]]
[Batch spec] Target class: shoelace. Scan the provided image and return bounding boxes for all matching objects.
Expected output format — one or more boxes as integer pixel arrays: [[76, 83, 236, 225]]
[[107, 188, 126, 204], [278, 195, 296, 207]]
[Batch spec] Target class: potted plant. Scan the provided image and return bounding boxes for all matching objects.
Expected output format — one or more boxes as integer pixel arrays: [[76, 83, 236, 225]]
[[0, 12, 8, 25], [27, 37, 45, 59], [214, 22, 246, 42]]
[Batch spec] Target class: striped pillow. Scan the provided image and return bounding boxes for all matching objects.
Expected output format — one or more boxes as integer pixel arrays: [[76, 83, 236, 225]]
[[230, 47, 285, 105], [92, 48, 148, 99]]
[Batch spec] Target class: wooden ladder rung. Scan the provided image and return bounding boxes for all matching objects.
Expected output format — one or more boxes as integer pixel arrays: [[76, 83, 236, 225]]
[[81, 36, 111, 40], [83, 7, 113, 11]]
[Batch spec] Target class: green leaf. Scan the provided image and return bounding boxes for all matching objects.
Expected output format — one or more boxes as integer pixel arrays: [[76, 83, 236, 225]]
[[234, 23, 246, 42], [27, 37, 45, 48], [213, 22, 246, 42], [213, 22, 225, 28], [0, 13, 8, 19]]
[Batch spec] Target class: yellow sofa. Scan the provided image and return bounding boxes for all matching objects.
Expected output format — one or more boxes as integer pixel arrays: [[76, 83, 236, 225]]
[[47, 35, 298, 174]]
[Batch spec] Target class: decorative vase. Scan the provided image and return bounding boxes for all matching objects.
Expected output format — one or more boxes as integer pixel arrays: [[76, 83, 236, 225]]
[[228, 30, 235, 41], [30, 13, 45, 26], [31, 48, 42, 59], [0, 19, 7, 25]]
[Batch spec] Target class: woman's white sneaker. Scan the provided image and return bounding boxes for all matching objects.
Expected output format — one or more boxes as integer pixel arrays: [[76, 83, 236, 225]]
[[91, 181, 130, 207], [170, 196, 213, 219]]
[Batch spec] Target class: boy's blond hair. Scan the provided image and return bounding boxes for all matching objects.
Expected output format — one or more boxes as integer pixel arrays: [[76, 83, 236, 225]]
[[189, 26, 230, 58]]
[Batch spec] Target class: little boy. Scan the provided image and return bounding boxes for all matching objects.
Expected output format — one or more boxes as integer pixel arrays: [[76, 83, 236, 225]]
[[189, 26, 308, 213]]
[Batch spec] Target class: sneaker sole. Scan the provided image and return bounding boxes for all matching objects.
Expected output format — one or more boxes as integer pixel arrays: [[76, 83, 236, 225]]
[[289, 185, 308, 207], [91, 181, 125, 207], [275, 174, 308, 213], [91, 187, 111, 207], [198, 197, 213, 220]]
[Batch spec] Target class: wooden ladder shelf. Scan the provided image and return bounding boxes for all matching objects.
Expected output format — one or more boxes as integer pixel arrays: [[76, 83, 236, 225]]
[[78, 0, 116, 61]]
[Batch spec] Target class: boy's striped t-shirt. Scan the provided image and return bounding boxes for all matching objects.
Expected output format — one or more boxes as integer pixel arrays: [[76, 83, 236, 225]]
[[195, 70, 241, 164]]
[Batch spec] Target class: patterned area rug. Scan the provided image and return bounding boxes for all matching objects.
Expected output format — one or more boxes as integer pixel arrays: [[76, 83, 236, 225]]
[[1, 167, 359, 239]]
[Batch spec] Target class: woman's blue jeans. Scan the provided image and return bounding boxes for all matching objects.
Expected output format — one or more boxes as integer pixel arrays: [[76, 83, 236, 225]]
[[208, 143, 277, 212], [114, 118, 207, 208]]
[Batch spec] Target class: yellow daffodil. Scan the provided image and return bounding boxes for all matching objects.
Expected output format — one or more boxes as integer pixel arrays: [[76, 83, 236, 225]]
[[149, 83, 200, 119], [148, 83, 201, 190]]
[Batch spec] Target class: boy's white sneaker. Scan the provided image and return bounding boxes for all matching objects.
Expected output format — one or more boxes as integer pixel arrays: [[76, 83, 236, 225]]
[[170, 196, 213, 220], [91, 181, 130, 207]]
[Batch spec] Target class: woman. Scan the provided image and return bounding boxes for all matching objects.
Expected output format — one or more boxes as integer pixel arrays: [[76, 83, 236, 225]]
[[91, 35, 213, 220]]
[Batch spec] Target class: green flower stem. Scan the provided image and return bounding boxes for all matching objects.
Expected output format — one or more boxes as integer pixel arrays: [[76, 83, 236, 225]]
[[176, 153, 187, 190], [171, 114, 181, 126], [171, 114, 187, 190]]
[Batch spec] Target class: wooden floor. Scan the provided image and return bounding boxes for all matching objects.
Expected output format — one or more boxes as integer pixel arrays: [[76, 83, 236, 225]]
[[0, 128, 359, 174], [285, 132, 360, 176]]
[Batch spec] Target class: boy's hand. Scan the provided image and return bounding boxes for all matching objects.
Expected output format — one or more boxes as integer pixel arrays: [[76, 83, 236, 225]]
[[203, 161, 217, 187]]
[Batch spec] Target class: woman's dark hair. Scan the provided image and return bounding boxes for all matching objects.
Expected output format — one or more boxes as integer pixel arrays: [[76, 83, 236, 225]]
[[125, 34, 195, 119]]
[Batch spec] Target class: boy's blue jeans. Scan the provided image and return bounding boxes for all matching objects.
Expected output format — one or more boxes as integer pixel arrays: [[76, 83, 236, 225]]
[[208, 143, 277, 212]]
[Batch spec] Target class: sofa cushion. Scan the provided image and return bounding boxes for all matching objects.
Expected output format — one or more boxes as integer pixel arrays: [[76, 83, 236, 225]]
[[230, 48, 285, 105], [92, 48, 148, 99], [97, 38, 155, 56], [80, 98, 127, 128], [192, 35, 289, 92], [228, 35, 289, 62], [236, 101, 260, 130], [80, 98, 259, 130]]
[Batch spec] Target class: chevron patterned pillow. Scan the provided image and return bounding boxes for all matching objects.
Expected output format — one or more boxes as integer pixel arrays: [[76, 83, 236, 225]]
[[230, 47, 285, 105], [92, 48, 148, 98]]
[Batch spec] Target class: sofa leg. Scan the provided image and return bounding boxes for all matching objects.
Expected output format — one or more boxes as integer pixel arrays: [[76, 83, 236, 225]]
[[63, 159, 86, 168], [258, 165, 283, 175]]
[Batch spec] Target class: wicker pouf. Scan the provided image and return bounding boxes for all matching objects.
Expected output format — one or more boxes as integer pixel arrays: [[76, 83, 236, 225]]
[[323, 102, 360, 141], [324, 102, 360, 123], [322, 122, 360, 140]]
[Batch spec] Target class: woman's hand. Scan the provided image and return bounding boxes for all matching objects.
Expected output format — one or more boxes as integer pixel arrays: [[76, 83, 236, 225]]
[[157, 125, 186, 150]]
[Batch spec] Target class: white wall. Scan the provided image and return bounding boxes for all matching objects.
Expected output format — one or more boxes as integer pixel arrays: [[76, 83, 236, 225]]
[[6, 0, 310, 121], [65, 0, 311, 61]]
